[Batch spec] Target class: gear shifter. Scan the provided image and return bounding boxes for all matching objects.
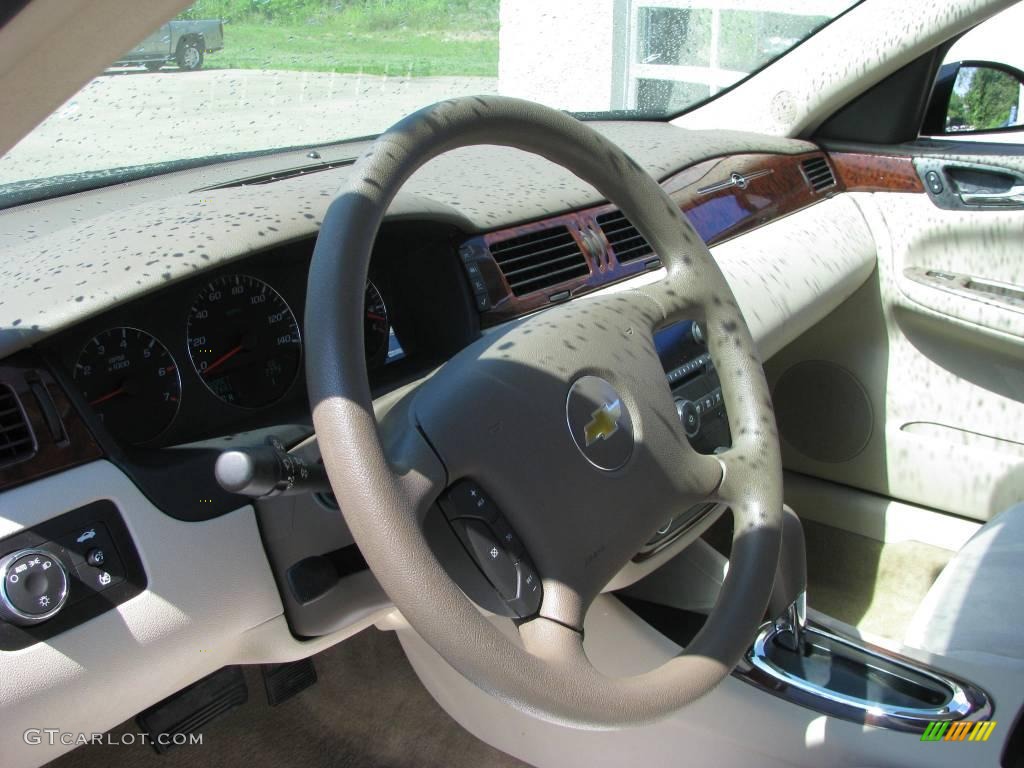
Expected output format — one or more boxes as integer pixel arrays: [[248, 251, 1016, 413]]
[[767, 506, 807, 653]]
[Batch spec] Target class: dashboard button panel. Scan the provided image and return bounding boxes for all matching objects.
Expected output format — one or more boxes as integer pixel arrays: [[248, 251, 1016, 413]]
[[0, 499, 145, 650], [656, 321, 731, 455]]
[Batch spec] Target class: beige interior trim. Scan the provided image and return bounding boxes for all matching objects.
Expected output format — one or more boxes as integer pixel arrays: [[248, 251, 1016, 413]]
[[0, 461, 283, 768], [390, 593, 1021, 767], [765, 190, 1024, 523], [879, 191, 1024, 340], [784, 470, 980, 552], [707, 194, 876, 361]]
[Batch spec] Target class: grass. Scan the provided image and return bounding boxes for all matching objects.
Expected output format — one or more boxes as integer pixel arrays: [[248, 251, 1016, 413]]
[[182, 0, 498, 76], [210, 22, 497, 76]]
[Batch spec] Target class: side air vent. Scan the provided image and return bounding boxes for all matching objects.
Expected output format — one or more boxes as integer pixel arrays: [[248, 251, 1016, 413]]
[[800, 156, 836, 192], [489, 225, 589, 296], [596, 210, 654, 264], [0, 384, 35, 468]]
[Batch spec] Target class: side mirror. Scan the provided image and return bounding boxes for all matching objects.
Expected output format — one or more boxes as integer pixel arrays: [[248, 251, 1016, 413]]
[[923, 60, 1024, 136]]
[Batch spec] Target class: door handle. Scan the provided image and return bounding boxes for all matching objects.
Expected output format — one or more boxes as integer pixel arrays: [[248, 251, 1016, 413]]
[[960, 184, 1024, 207]]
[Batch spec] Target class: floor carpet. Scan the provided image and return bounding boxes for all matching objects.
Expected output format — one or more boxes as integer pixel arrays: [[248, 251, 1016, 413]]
[[48, 627, 529, 768], [801, 519, 952, 641]]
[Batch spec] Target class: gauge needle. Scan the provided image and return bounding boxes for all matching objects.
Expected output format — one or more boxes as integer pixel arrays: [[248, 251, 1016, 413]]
[[202, 344, 244, 376], [89, 386, 127, 407], [366, 312, 386, 323]]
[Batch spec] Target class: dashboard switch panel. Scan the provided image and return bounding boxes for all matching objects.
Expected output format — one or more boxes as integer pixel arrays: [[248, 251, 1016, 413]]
[[0, 499, 145, 650]]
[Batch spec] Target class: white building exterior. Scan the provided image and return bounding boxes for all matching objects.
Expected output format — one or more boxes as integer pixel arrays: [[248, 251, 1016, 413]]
[[499, 0, 853, 114]]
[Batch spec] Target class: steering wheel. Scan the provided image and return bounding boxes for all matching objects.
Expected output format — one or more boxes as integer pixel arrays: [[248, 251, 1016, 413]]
[[306, 96, 782, 727]]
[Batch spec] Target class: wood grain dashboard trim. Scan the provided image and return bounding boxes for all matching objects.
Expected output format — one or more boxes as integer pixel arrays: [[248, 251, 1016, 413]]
[[466, 151, 842, 327], [465, 150, 927, 327], [829, 152, 925, 193], [0, 353, 103, 493]]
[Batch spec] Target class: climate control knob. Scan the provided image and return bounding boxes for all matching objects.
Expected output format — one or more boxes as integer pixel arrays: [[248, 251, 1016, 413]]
[[0, 548, 69, 626]]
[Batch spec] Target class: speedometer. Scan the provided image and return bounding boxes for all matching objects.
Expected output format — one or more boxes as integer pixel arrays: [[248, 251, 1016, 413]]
[[186, 275, 301, 408], [364, 281, 390, 367]]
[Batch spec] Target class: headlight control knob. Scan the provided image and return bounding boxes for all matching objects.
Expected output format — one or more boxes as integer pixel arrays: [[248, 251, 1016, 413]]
[[0, 548, 69, 625]]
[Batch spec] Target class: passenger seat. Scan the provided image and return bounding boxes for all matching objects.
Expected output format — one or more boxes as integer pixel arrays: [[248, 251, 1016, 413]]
[[904, 503, 1024, 666]]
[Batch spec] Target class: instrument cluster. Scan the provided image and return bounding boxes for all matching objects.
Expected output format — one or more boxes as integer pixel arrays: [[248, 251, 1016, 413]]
[[62, 250, 405, 447]]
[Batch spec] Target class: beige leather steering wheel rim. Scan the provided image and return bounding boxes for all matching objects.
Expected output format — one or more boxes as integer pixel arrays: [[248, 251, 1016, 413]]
[[306, 96, 783, 728]]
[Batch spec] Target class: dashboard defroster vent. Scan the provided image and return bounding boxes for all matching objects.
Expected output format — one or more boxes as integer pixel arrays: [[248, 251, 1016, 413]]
[[596, 210, 654, 264], [194, 159, 355, 191], [489, 225, 589, 296], [800, 156, 836, 192], [0, 384, 35, 468]]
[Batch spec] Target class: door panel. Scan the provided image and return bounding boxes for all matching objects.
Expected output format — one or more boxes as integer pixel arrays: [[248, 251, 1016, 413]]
[[766, 151, 1024, 522], [883, 190, 1024, 335]]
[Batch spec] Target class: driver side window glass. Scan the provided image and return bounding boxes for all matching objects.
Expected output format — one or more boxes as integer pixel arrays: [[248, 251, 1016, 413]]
[[924, 4, 1024, 141]]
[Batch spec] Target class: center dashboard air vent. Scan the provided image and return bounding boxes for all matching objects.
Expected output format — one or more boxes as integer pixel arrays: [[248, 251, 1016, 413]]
[[596, 210, 654, 264], [489, 225, 590, 296], [0, 384, 35, 468], [800, 156, 837, 192]]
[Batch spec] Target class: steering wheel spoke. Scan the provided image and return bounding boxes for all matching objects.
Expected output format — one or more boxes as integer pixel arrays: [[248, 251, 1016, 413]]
[[378, 402, 448, 522]]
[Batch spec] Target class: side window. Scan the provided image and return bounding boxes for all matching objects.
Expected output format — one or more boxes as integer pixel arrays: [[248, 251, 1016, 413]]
[[922, 3, 1024, 142]]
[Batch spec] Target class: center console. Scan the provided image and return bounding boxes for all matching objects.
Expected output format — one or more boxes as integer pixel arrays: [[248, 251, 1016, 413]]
[[635, 321, 731, 561], [656, 320, 731, 456]]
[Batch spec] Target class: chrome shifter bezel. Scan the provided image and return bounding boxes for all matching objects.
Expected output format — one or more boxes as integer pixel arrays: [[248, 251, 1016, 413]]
[[735, 621, 993, 733]]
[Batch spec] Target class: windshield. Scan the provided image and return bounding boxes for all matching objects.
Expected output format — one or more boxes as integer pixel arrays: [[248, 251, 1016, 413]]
[[0, 0, 858, 203]]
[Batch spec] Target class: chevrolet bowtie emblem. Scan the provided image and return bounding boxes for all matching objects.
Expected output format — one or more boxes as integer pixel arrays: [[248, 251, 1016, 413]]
[[584, 399, 621, 447], [567, 376, 633, 471]]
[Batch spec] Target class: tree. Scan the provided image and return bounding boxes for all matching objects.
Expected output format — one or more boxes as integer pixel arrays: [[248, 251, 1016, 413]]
[[962, 67, 1020, 130], [946, 89, 967, 129]]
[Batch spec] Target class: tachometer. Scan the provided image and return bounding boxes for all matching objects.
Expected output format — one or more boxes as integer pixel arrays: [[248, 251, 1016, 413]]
[[364, 281, 390, 367], [74, 327, 181, 445], [186, 275, 301, 408]]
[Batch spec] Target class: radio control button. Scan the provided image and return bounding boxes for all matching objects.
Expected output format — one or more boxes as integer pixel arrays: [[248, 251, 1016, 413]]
[[676, 399, 701, 438]]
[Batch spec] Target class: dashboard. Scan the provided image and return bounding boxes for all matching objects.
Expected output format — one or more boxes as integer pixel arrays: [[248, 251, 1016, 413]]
[[42, 224, 476, 453], [53, 246, 394, 448], [39, 146, 842, 458], [0, 134, 891, 525], [0, 119, 894, 767]]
